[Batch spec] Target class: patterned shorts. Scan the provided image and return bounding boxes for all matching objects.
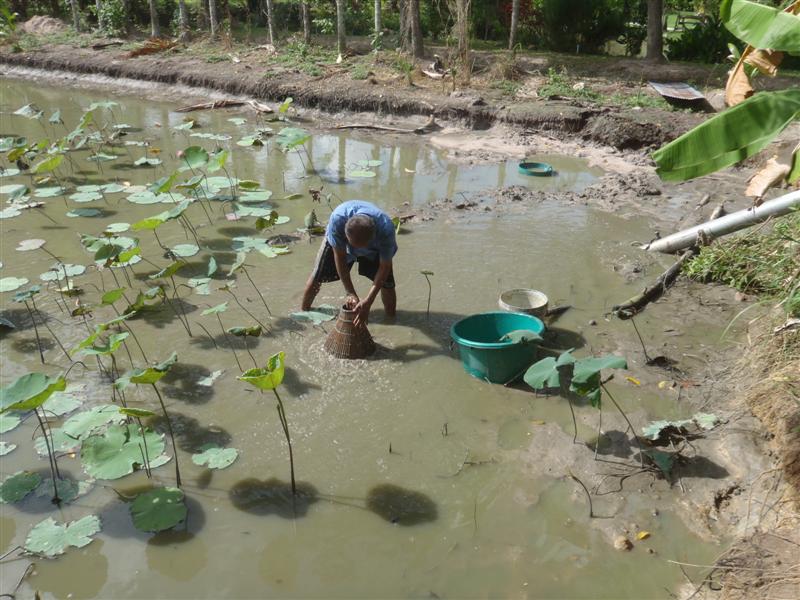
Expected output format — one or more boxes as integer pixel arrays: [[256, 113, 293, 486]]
[[311, 240, 396, 289]]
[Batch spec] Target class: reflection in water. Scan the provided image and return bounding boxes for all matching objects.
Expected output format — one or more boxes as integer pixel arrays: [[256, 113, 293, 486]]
[[0, 516, 15, 552], [146, 531, 208, 582], [28, 540, 108, 600], [229, 478, 319, 518], [366, 484, 438, 526]]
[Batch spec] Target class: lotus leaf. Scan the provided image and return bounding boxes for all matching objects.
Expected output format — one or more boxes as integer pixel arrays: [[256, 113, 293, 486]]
[[70, 191, 102, 203], [63, 405, 127, 439], [0, 277, 28, 293], [236, 136, 264, 147], [66, 208, 102, 218], [694, 412, 720, 430], [33, 477, 84, 503], [133, 157, 162, 167], [201, 302, 228, 316], [357, 159, 383, 168], [228, 117, 247, 126], [0, 441, 16, 456], [130, 487, 187, 532], [173, 120, 196, 131], [116, 352, 178, 388], [81, 332, 129, 356], [276, 127, 310, 151], [81, 423, 166, 479], [16, 238, 46, 252], [34, 186, 66, 198], [40, 263, 85, 282], [347, 170, 377, 178], [192, 444, 239, 469], [0, 471, 43, 504], [0, 373, 66, 413], [32, 154, 64, 174], [207, 256, 218, 277], [87, 101, 118, 110], [524, 350, 575, 390], [289, 305, 338, 325], [24, 515, 101, 557], [119, 407, 157, 418], [187, 276, 211, 295], [148, 261, 183, 280], [14, 103, 43, 119], [0, 207, 22, 219], [171, 243, 199, 258], [238, 351, 285, 391], [180, 146, 209, 170], [87, 153, 117, 163], [35, 428, 81, 456], [0, 414, 21, 433], [101, 183, 127, 194], [197, 370, 223, 387], [190, 132, 231, 141], [0, 168, 21, 178], [0, 183, 27, 195], [43, 390, 82, 417], [228, 325, 262, 337]]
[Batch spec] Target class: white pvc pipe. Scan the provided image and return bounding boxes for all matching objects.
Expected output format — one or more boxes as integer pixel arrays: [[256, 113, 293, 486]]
[[644, 189, 800, 254]]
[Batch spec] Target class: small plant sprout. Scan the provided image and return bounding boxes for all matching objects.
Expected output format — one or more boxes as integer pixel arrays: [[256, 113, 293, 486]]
[[115, 352, 182, 487], [227, 325, 262, 368], [420, 270, 434, 320], [118, 407, 157, 477], [237, 351, 296, 495], [1, 373, 67, 503], [228, 251, 272, 318], [147, 261, 193, 337]]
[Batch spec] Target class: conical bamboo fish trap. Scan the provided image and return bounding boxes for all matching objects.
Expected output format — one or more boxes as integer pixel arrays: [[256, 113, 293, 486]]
[[324, 306, 376, 359]]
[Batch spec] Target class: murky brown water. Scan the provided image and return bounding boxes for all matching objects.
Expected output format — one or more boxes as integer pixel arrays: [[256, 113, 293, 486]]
[[0, 76, 737, 598]]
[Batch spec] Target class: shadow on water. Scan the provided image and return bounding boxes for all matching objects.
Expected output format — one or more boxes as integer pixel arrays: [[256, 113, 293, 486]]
[[159, 362, 216, 405], [365, 484, 438, 526], [229, 478, 319, 519], [150, 412, 232, 453], [99, 486, 206, 540], [586, 429, 634, 460], [11, 336, 56, 354], [281, 366, 321, 396]]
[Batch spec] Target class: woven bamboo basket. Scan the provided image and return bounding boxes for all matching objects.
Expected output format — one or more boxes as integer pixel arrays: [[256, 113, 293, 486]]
[[324, 306, 376, 359]]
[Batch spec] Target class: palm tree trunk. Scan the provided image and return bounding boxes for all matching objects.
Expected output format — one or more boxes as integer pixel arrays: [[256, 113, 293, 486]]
[[399, 0, 409, 51], [264, 0, 275, 45], [149, 0, 160, 37], [95, 0, 104, 31], [177, 0, 189, 39], [302, 2, 311, 43], [508, 0, 520, 50], [646, 0, 664, 62], [209, 0, 219, 37], [335, 0, 346, 57], [70, 0, 81, 31], [409, 0, 423, 58], [374, 0, 381, 41]]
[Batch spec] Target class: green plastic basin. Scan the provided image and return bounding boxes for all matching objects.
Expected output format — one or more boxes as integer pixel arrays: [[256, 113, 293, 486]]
[[450, 312, 546, 384]]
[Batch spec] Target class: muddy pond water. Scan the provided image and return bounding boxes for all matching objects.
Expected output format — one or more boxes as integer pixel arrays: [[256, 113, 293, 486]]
[[0, 76, 737, 598]]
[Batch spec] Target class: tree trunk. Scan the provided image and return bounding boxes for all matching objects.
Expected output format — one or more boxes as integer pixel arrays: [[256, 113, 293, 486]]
[[177, 0, 189, 39], [508, 0, 519, 50], [409, 0, 423, 58], [302, 1, 311, 44], [197, 0, 208, 31], [335, 0, 346, 57], [646, 0, 663, 62], [148, 0, 160, 37], [399, 0, 410, 51], [374, 0, 381, 45], [70, 0, 81, 31], [263, 0, 275, 45], [452, 0, 471, 79], [96, 0, 104, 30], [209, 0, 219, 37]]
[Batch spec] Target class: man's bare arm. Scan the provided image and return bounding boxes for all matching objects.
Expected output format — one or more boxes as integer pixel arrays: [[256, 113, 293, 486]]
[[332, 246, 358, 299]]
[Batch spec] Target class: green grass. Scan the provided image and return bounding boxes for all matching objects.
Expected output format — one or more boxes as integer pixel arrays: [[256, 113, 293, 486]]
[[538, 67, 601, 102], [490, 79, 521, 96], [684, 211, 800, 316], [605, 90, 672, 110], [350, 63, 371, 80]]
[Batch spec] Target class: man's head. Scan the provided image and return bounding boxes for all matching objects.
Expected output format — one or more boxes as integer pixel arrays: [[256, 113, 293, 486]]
[[345, 214, 375, 248]]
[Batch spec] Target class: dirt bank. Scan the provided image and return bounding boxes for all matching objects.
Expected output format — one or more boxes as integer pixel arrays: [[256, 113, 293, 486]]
[[0, 42, 703, 151]]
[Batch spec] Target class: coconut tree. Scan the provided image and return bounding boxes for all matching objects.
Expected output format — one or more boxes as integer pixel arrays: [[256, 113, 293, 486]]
[[148, 0, 160, 37], [301, 2, 311, 43], [335, 0, 346, 58], [646, 0, 664, 62], [409, 0, 424, 58], [264, 0, 276, 45], [508, 0, 520, 50], [70, 0, 81, 31], [209, 0, 219, 37], [374, 0, 381, 47]]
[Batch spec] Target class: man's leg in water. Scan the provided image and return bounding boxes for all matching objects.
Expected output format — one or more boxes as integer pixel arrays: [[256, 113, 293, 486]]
[[381, 287, 396, 318], [301, 278, 321, 311]]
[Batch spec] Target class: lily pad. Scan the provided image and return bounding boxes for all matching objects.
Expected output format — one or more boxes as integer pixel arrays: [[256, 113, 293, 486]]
[[187, 276, 211, 295], [192, 445, 239, 469], [238, 190, 272, 202], [101, 183, 127, 194], [127, 190, 160, 205], [0, 471, 42, 504], [35, 429, 81, 457], [693, 412, 720, 430], [190, 132, 231, 141], [171, 244, 199, 258], [34, 477, 85, 503], [0, 183, 27, 196], [290, 304, 338, 325], [0, 168, 21, 178], [24, 515, 101, 557], [133, 157, 162, 167], [275, 127, 310, 151], [105, 222, 131, 233], [43, 390, 83, 417], [347, 170, 377, 179], [0, 207, 22, 219], [130, 487, 187, 532], [228, 117, 247, 126], [70, 191, 102, 203], [16, 239, 46, 252], [357, 159, 383, 168], [201, 302, 228, 316], [87, 153, 118, 163], [0, 441, 16, 456], [179, 146, 208, 171], [81, 423, 166, 480], [205, 176, 238, 189]]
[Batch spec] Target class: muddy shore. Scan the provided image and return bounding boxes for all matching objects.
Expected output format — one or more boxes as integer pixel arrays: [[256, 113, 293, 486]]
[[1, 51, 798, 599]]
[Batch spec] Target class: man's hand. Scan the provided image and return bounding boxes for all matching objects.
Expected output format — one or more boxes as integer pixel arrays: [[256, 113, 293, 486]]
[[353, 299, 372, 327], [345, 294, 360, 310]]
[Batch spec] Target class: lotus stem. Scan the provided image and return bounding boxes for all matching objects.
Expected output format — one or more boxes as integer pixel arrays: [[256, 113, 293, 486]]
[[31, 298, 70, 362], [151, 383, 181, 488], [273, 388, 296, 496], [33, 408, 61, 504], [122, 322, 149, 363], [600, 383, 645, 468], [169, 275, 193, 337], [242, 267, 271, 316], [135, 416, 153, 478], [24, 301, 45, 364], [243, 335, 258, 369], [567, 469, 594, 519], [224, 288, 269, 331], [217, 314, 243, 371], [423, 274, 432, 320], [566, 395, 578, 444], [594, 409, 602, 460], [196, 321, 218, 349]]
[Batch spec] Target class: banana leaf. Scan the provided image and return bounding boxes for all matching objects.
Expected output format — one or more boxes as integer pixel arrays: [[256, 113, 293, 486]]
[[721, 0, 800, 53]]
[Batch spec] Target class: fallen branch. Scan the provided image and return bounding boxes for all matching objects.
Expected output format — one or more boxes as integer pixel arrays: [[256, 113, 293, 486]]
[[92, 40, 124, 50], [174, 100, 247, 113], [247, 99, 273, 113], [334, 115, 441, 135], [612, 250, 696, 319]]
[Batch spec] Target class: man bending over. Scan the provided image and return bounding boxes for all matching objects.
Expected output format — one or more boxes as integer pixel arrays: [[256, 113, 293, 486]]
[[302, 200, 397, 326]]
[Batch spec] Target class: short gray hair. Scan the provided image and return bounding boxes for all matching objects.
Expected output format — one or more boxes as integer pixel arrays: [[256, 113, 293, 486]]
[[345, 214, 375, 244]]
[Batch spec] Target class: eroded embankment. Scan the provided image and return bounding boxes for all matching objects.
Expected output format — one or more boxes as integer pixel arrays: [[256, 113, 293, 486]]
[[0, 44, 698, 151]]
